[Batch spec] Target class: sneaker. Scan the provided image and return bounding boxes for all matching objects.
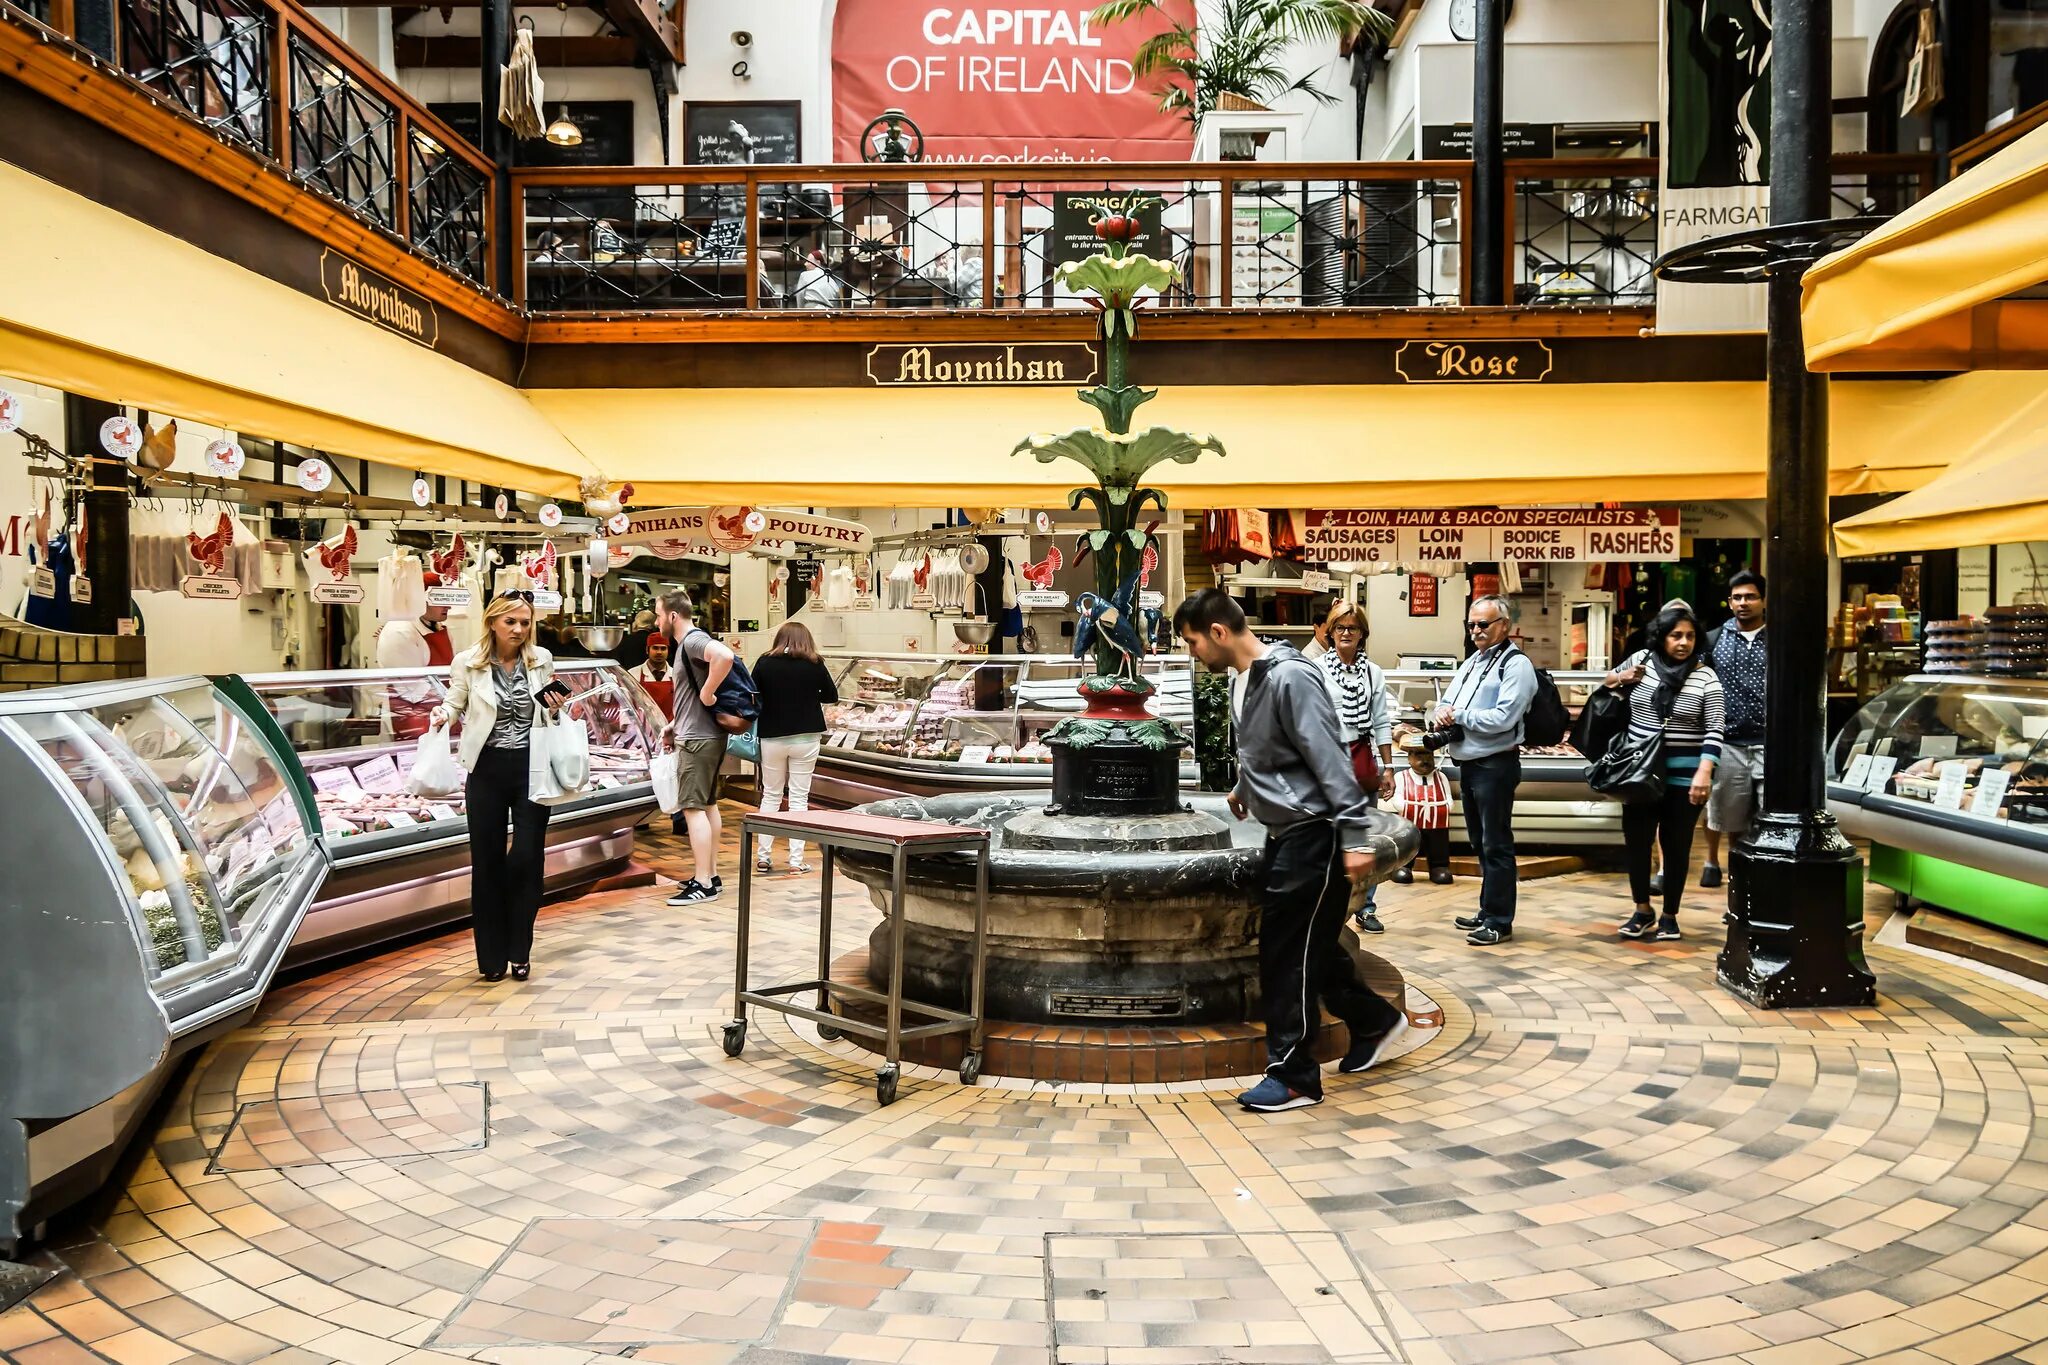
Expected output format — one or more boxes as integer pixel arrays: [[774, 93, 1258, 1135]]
[[1618, 909, 1657, 940], [1338, 1015, 1409, 1074], [1238, 1076, 1321, 1112], [1649, 870, 1665, 896], [1700, 863, 1723, 889], [1391, 866, 1414, 885], [713, 875, 724, 893], [1454, 915, 1484, 931], [1429, 868, 1455, 885], [1466, 925, 1512, 946], [1654, 917, 1683, 941], [666, 879, 718, 906], [1356, 912, 1384, 935]]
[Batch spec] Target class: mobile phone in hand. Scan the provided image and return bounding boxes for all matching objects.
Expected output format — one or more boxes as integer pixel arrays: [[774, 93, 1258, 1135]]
[[537, 680, 571, 704]]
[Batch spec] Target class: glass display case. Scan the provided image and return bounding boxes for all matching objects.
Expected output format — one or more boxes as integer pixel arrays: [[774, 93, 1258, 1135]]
[[1, 675, 328, 1255], [812, 652, 1198, 804], [241, 661, 666, 968], [1827, 674, 2048, 941]]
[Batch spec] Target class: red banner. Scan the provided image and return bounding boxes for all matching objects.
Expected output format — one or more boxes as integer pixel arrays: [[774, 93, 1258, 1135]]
[[831, 3, 1198, 165]]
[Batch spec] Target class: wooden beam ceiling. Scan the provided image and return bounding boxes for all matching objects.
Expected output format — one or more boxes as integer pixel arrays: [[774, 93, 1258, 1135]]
[[395, 33, 641, 65]]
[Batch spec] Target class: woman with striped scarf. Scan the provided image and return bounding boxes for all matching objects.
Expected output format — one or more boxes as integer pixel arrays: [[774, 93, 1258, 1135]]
[[1315, 601, 1395, 933]]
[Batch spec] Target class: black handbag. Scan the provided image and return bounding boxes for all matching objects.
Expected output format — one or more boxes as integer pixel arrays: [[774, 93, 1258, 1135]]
[[1570, 684, 1631, 760], [1586, 673, 1675, 806]]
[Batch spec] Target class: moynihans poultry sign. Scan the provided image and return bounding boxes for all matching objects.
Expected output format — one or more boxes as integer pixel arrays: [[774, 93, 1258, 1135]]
[[320, 250, 439, 347], [866, 342, 1100, 387]]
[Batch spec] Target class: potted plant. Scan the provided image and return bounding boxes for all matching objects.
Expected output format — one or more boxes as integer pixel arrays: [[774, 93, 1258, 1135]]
[[1091, 0, 1394, 157]]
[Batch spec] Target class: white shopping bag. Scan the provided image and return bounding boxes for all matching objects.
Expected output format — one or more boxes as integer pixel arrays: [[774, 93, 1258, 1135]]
[[549, 714, 592, 791], [650, 748, 682, 813], [406, 726, 462, 797]]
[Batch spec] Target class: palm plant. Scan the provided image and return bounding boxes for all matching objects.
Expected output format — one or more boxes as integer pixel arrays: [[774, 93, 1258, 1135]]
[[1091, 0, 1395, 123]]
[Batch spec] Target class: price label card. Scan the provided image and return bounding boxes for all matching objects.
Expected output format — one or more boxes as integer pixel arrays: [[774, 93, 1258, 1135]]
[[1934, 762, 1971, 809], [71, 574, 92, 604], [1972, 768, 2012, 818], [1843, 754, 1874, 788], [595, 774, 620, 788], [426, 803, 461, 822], [1920, 735, 1959, 759], [383, 811, 418, 828], [1863, 755, 1899, 792], [426, 586, 469, 608], [1302, 570, 1333, 594], [27, 567, 55, 600], [958, 745, 993, 765], [352, 755, 402, 794], [531, 589, 564, 611], [310, 765, 359, 795]]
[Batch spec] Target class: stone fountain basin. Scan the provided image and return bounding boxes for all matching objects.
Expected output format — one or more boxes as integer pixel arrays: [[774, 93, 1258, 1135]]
[[833, 792, 1417, 1025]]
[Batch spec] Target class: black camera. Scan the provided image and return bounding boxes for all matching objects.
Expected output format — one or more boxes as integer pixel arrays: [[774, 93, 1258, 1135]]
[[1420, 724, 1465, 753]]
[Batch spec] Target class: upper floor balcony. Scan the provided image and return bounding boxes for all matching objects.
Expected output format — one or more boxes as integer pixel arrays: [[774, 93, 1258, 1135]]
[[2, 0, 1936, 345]]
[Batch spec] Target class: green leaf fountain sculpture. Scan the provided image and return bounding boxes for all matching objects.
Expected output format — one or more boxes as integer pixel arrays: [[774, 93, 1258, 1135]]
[[1011, 211, 1225, 757]]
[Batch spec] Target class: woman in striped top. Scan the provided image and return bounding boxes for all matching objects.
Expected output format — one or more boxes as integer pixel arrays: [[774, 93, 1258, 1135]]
[[1603, 603, 1724, 941], [1315, 601, 1395, 932]]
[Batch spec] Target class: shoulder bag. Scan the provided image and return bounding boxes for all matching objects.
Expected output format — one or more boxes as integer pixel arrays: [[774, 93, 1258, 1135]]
[[678, 628, 761, 734], [1586, 673, 1676, 806]]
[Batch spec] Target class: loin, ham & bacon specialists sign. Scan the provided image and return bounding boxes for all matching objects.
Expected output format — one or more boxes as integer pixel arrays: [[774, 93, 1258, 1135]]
[[1300, 508, 1681, 566], [832, 2, 1197, 163]]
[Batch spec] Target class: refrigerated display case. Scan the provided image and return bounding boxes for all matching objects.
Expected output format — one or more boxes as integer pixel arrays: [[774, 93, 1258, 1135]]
[[1384, 668, 1622, 847], [241, 661, 665, 968], [1, 675, 329, 1254], [810, 651, 1198, 804], [1827, 674, 2048, 941]]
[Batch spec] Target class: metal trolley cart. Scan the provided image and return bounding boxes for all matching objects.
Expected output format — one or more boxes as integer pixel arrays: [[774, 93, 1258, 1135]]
[[724, 810, 989, 1106]]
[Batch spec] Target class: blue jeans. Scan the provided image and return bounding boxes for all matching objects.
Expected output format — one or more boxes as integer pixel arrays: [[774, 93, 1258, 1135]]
[[1458, 750, 1522, 929]]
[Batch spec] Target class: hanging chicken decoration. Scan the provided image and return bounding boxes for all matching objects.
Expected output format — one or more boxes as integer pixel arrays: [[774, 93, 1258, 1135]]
[[315, 524, 358, 582], [1022, 544, 1063, 590], [521, 539, 558, 588], [138, 420, 178, 472], [1138, 542, 1159, 589], [579, 477, 635, 520], [430, 532, 468, 583], [911, 552, 933, 594], [187, 512, 235, 577]]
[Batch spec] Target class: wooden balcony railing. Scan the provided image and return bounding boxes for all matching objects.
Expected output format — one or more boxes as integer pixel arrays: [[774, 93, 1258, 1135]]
[[4, 0, 496, 294], [1, 0, 1937, 327]]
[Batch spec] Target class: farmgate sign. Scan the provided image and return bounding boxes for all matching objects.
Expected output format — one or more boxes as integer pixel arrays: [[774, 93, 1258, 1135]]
[[1300, 508, 1680, 565]]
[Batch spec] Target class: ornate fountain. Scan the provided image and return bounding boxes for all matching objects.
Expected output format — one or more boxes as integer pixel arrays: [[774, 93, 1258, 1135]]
[[831, 216, 1417, 1078]]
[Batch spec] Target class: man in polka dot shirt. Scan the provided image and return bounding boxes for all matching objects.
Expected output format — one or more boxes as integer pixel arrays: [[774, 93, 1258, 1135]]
[[1701, 569, 1768, 887]]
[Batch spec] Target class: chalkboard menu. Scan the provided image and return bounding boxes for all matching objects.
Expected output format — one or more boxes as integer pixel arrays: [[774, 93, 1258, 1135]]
[[683, 101, 800, 216], [430, 101, 634, 220]]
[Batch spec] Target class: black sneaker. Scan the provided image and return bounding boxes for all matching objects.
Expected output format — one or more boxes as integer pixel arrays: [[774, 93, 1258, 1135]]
[[1338, 1015, 1409, 1074], [1239, 1076, 1321, 1111], [1466, 925, 1512, 946], [1454, 915, 1484, 931], [1700, 863, 1723, 889], [1357, 912, 1384, 935], [1654, 917, 1683, 941], [1618, 909, 1657, 940], [666, 879, 718, 906]]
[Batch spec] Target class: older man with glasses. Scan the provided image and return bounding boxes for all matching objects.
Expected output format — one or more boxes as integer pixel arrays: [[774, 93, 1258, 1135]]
[[1429, 594, 1537, 946]]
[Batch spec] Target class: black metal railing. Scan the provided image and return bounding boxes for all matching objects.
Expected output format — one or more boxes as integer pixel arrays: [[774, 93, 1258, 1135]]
[[287, 34, 396, 231], [408, 126, 489, 284], [1511, 161, 1658, 306], [119, 0, 271, 156]]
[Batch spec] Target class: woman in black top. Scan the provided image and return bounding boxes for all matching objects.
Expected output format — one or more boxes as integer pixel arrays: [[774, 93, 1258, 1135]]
[[750, 622, 840, 873]]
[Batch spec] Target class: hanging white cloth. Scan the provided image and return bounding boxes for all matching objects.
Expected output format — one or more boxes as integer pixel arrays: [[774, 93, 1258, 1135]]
[[377, 550, 426, 620]]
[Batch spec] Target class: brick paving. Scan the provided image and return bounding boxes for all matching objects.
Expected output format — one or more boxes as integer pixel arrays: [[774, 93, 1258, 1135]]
[[6, 807, 2048, 1365]]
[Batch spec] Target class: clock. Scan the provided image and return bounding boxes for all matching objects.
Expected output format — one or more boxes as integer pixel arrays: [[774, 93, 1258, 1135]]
[[1449, 0, 1514, 42]]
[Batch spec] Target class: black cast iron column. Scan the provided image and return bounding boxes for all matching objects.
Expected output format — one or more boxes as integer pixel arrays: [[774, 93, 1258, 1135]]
[[1469, 0, 1507, 306], [1718, 0, 1876, 1009], [481, 0, 516, 298], [64, 395, 130, 638]]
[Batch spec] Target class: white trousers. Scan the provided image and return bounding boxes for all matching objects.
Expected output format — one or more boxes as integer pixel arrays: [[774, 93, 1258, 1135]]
[[755, 735, 822, 863]]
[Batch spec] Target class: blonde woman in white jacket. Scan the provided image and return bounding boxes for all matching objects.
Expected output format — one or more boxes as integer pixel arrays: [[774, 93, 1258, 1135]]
[[432, 594, 565, 982]]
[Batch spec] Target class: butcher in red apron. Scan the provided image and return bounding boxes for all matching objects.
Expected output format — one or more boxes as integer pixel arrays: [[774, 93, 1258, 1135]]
[[379, 571, 456, 739]]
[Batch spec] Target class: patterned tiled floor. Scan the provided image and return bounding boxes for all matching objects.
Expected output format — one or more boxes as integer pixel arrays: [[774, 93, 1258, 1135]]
[[6, 809, 2048, 1365]]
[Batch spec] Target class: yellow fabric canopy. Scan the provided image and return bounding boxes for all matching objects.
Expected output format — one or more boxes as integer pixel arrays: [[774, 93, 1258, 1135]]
[[1833, 370, 2048, 554], [532, 381, 1950, 510], [0, 162, 597, 494], [1803, 122, 2048, 372]]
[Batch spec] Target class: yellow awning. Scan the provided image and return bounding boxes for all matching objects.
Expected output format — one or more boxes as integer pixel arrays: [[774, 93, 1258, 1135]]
[[532, 381, 1950, 509], [1803, 122, 2048, 372], [0, 162, 597, 494], [1833, 371, 2048, 554]]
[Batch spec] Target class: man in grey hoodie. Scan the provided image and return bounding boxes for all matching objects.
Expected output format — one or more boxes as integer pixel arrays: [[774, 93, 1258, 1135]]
[[1175, 590, 1409, 1112]]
